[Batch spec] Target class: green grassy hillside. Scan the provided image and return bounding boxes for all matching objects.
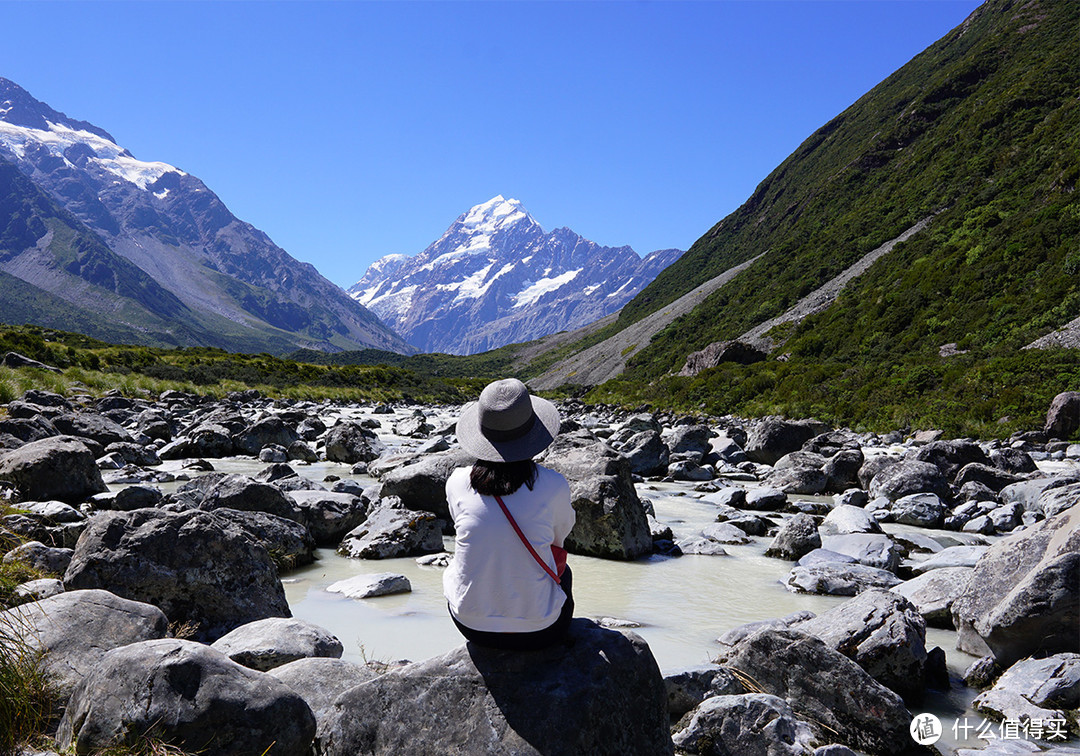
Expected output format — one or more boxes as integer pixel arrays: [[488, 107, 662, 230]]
[[533, 0, 1080, 435], [618, 0, 1077, 375]]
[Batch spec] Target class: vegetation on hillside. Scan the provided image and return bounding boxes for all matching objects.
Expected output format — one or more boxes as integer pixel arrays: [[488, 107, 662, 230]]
[[519, 0, 1080, 435], [618, 0, 1078, 378], [0, 325, 472, 405]]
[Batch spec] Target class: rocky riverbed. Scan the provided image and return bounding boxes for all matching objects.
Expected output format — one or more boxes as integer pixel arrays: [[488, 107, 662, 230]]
[[1, 384, 1078, 755]]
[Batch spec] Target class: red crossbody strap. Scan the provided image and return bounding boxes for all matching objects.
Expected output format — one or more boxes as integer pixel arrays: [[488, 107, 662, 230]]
[[494, 495, 561, 585]]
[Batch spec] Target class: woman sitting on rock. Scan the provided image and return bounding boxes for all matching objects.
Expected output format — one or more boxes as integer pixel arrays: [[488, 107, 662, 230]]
[[444, 378, 576, 650]]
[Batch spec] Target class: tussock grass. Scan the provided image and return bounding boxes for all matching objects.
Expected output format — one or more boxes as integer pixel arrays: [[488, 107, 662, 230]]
[[0, 607, 56, 756]]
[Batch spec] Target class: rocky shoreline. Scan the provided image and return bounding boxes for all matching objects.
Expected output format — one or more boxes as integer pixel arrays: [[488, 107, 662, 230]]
[[1, 381, 1078, 755]]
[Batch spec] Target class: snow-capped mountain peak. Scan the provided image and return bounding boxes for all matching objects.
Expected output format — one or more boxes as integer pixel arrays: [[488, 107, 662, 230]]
[[348, 197, 684, 355], [462, 195, 527, 230]]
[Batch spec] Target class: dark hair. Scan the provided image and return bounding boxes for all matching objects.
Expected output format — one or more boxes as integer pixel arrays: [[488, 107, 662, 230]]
[[470, 459, 538, 497]]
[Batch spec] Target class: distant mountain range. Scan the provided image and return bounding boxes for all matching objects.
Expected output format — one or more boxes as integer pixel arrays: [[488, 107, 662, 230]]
[[348, 196, 683, 355], [0, 77, 413, 354]]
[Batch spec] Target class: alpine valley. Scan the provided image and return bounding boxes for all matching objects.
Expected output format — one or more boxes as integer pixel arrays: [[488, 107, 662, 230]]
[[0, 78, 412, 355], [347, 196, 683, 355]]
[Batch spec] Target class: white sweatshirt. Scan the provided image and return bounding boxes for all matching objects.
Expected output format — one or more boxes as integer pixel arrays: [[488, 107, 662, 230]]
[[443, 464, 576, 633]]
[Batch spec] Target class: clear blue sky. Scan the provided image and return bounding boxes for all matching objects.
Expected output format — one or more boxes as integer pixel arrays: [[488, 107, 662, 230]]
[[1, 0, 983, 288]]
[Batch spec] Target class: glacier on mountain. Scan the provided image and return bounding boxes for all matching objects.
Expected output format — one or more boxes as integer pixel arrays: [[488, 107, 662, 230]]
[[0, 120, 185, 190]]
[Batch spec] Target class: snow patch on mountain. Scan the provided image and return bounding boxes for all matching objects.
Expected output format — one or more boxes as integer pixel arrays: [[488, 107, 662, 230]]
[[513, 269, 582, 308], [0, 120, 185, 190]]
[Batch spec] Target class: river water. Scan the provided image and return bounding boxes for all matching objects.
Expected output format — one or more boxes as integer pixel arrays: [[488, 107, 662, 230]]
[[146, 404, 1077, 755]]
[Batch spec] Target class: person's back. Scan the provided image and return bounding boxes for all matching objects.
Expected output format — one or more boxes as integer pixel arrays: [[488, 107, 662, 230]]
[[443, 378, 576, 650]]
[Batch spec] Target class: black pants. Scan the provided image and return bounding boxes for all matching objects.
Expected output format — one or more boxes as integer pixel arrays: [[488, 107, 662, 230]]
[[451, 566, 574, 651]]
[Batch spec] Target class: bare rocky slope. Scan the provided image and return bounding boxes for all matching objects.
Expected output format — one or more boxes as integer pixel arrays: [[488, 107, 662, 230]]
[[0, 78, 411, 355]]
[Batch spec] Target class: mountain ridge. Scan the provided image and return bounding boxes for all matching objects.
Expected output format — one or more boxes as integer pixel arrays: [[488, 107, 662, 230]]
[[0, 77, 414, 355], [349, 195, 683, 355]]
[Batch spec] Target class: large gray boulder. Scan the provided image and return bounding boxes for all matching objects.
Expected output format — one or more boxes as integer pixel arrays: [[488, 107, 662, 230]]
[[891, 493, 947, 528], [672, 694, 813, 756], [315, 619, 672, 756], [972, 653, 1080, 724], [745, 418, 822, 466], [913, 440, 991, 482], [56, 639, 316, 756], [287, 490, 368, 545], [324, 421, 383, 464], [234, 416, 300, 456], [377, 448, 474, 523], [891, 567, 973, 628], [269, 657, 379, 727], [1044, 391, 1080, 439], [765, 514, 821, 561], [715, 628, 914, 755], [51, 412, 133, 447], [63, 508, 291, 642], [868, 460, 950, 502], [0, 436, 106, 503], [665, 424, 714, 456], [211, 617, 343, 671], [795, 589, 928, 703], [822, 449, 864, 493], [537, 430, 652, 560], [337, 507, 444, 559], [951, 503, 1080, 666], [0, 589, 168, 706], [160, 422, 237, 458], [954, 463, 1022, 493], [620, 430, 670, 477], [212, 508, 316, 570], [197, 474, 306, 525]]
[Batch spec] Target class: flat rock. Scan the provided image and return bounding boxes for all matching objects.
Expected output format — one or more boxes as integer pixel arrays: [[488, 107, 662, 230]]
[[910, 545, 990, 573], [785, 563, 902, 596], [891, 567, 973, 627], [269, 657, 379, 726], [211, 617, 343, 671], [315, 619, 673, 756], [820, 504, 882, 535], [327, 572, 412, 599], [820, 533, 901, 572]]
